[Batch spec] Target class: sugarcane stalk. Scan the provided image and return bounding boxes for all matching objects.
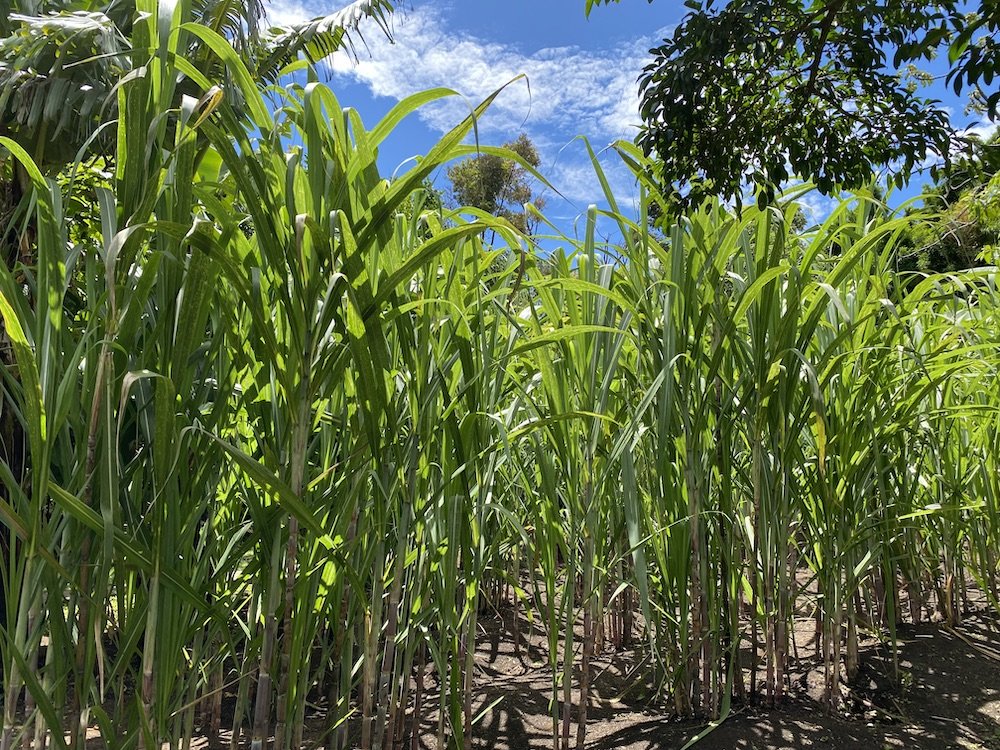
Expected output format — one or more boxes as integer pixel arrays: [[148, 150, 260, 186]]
[[410, 640, 427, 750], [375, 502, 412, 750], [68, 346, 111, 750], [250, 533, 284, 750], [575, 535, 595, 750]]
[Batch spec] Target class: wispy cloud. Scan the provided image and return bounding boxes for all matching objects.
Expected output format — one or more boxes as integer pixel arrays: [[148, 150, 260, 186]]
[[265, 0, 317, 27], [542, 142, 642, 213], [797, 191, 841, 224], [963, 120, 998, 142], [308, 3, 659, 144]]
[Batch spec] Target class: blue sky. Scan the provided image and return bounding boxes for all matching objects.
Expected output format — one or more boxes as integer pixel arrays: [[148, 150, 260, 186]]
[[268, 0, 997, 233]]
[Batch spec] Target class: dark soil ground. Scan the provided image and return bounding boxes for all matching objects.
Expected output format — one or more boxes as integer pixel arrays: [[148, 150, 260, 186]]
[[449, 606, 1000, 750], [52, 596, 1000, 749]]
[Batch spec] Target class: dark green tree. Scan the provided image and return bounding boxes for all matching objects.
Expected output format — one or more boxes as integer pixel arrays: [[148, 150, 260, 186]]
[[446, 133, 546, 233], [0, 0, 394, 170], [898, 130, 1000, 274], [588, 0, 999, 212]]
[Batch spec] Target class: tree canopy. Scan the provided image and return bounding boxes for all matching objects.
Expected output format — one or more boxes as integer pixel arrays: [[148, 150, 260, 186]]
[[589, 0, 999, 212], [0, 0, 394, 169], [899, 129, 1000, 273], [446, 133, 545, 233]]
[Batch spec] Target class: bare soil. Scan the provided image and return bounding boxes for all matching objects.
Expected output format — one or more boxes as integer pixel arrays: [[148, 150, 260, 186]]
[[46, 597, 1000, 749], [441, 606, 1000, 750]]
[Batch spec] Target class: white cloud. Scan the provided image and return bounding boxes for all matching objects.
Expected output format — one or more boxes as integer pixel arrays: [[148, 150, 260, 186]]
[[963, 120, 998, 142], [310, 3, 659, 142], [265, 0, 315, 27], [797, 191, 840, 224], [543, 142, 641, 210]]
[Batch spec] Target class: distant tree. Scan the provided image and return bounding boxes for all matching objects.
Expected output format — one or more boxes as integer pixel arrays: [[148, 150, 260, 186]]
[[898, 131, 1000, 274], [446, 133, 546, 233], [587, 0, 999, 213]]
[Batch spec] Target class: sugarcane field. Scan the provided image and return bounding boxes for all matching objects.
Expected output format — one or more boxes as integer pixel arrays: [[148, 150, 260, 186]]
[[0, 1, 999, 748]]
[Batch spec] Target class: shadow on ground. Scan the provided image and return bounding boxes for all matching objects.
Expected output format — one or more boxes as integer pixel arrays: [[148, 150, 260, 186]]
[[444, 608, 1000, 750]]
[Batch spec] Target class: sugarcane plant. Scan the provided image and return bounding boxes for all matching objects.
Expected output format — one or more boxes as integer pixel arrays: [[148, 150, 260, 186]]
[[0, 2, 998, 749]]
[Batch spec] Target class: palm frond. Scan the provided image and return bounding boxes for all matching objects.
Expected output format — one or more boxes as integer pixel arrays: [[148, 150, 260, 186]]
[[194, 0, 266, 52], [256, 0, 394, 83], [0, 11, 126, 161]]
